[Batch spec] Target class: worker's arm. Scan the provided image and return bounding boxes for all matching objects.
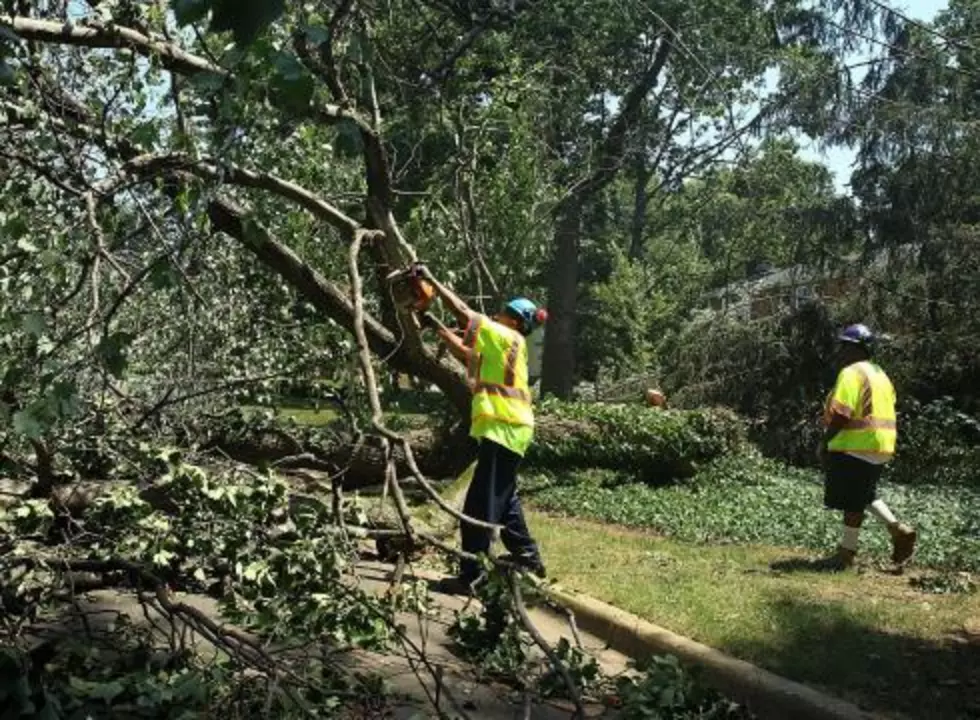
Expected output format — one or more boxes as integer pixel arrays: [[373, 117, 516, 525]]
[[421, 313, 472, 365], [822, 412, 848, 448], [819, 367, 857, 458], [417, 266, 474, 327]]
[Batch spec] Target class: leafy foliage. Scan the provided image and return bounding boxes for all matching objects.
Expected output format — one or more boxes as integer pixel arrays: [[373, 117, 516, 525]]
[[0, 454, 398, 716], [612, 656, 750, 719], [530, 401, 749, 483], [0, 633, 277, 719]]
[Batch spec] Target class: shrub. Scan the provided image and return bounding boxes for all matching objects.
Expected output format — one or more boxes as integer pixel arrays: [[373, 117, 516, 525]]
[[889, 397, 980, 486], [528, 400, 749, 484]]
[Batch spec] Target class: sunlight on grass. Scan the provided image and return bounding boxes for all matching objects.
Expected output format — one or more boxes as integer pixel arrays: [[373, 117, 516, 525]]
[[529, 513, 980, 717]]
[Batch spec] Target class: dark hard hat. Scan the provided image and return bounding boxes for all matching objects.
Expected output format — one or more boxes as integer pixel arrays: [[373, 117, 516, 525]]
[[838, 323, 875, 347]]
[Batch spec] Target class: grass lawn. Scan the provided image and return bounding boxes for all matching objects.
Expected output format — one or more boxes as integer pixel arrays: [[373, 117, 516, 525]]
[[528, 513, 980, 720]]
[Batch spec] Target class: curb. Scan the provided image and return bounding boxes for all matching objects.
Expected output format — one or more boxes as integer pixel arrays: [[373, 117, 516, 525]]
[[540, 583, 888, 720]]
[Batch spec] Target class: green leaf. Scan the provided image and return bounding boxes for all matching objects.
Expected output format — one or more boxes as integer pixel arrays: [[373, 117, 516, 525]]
[[5, 215, 29, 241], [68, 675, 99, 695], [304, 25, 329, 47], [12, 409, 44, 439], [242, 561, 264, 581], [271, 52, 314, 113], [209, 0, 285, 46], [96, 332, 135, 379], [130, 121, 160, 148], [51, 380, 79, 418], [171, 0, 211, 26], [152, 549, 175, 566], [0, 60, 15, 86], [90, 680, 125, 702], [21, 312, 45, 338]]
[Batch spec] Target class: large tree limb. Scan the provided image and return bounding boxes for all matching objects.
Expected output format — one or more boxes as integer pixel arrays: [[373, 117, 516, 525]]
[[101, 153, 361, 236], [0, 15, 376, 135], [206, 197, 471, 413], [1, 16, 226, 76]]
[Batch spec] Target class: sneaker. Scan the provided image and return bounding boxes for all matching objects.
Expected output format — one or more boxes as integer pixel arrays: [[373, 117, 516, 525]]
[[890, 524, 917, 564]]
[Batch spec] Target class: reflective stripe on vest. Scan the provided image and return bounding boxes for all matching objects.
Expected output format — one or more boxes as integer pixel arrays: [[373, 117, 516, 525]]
[[467, 315, 533, 429], [825, 361, 897, 456]]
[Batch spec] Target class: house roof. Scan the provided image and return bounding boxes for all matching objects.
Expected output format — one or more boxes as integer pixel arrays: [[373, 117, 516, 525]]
[[704, 244, 920, 302]]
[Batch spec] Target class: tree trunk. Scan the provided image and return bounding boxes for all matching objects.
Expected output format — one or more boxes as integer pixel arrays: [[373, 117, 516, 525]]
[[539, 38, 672, 398], [629, 151, 651, 261], [541, 204, 583, 399]]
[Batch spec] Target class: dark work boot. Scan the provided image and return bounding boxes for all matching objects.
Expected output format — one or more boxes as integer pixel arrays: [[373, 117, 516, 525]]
[[430, 574, 485, 597], [499, 553, 547, 579]]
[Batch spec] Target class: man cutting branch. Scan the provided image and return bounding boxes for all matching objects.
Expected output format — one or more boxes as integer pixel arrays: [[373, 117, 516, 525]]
[[415, 267, 548, 594]]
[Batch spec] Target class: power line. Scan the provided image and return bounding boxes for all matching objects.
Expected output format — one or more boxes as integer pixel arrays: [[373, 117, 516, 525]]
[[820, 13, 978, 80], [625, 0, 980, 165], [864, 0, 980, 53]]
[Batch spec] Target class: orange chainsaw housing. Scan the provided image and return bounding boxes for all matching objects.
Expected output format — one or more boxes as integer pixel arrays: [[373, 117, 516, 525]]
[[390, 267, 436, 312]]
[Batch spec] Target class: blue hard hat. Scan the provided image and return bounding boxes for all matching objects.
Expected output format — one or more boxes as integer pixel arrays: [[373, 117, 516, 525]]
[[838, 323, 875, 346], [504, 297, 547, 336]]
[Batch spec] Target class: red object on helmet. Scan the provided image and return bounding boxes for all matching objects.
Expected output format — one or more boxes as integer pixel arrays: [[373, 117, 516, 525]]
[[535, 308, 549, 325]]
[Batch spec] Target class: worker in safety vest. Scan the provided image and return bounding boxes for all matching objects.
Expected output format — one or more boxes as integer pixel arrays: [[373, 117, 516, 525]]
[[819, 323, 916, 570], [416, 269, 547, 594]]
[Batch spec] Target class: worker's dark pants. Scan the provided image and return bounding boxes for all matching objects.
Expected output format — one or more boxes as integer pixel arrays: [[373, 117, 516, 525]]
[[459, 439, 541, 582]]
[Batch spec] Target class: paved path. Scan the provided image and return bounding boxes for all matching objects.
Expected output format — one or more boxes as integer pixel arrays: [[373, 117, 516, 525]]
[[352, 558, 632, 718], [32, 557, 630, 719]]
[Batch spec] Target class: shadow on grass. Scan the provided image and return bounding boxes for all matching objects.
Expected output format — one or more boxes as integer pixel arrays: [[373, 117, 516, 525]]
[[768, 557, 846, 574], [720, 595, 980, 719]]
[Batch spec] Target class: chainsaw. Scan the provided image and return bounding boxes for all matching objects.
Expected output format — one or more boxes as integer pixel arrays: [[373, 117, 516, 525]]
[[386, 262, 436, 313]]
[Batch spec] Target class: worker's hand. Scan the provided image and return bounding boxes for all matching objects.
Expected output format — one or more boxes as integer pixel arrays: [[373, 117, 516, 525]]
[[412, 262, 434, 281], [418, 311, 439, 330]]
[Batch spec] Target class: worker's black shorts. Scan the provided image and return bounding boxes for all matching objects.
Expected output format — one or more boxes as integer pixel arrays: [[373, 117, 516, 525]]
[[823, 453, 882, 513]]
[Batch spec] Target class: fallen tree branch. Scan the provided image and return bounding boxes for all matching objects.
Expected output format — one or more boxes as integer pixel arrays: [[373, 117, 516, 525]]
[[0, 15, 375, 134], [510, 574, 585, 719], [0, 16, 226, 76], [99, 152, 361, 237]]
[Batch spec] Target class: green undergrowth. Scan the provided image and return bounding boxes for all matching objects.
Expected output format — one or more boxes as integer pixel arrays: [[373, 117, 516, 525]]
[[523, 452, 980, 571]]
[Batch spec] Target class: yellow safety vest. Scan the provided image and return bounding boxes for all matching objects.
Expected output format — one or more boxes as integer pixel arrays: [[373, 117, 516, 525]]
[[823, 361, 897, 459], [463, 314, 534, 456]]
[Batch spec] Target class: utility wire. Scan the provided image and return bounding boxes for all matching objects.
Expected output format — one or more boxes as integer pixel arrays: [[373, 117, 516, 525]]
[[625, 0, 980, 166], [864, 0, 980, 53]]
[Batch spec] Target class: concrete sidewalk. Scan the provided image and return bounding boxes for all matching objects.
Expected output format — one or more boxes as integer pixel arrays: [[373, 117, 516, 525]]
[[353, 558, 631, 718], [35, 559, 628, 720]]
